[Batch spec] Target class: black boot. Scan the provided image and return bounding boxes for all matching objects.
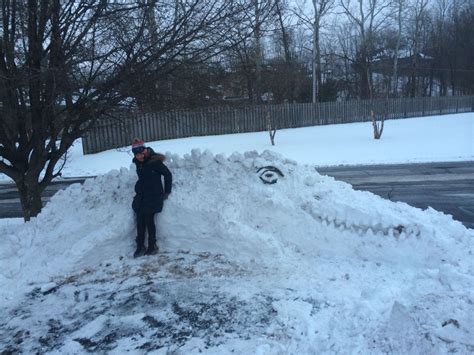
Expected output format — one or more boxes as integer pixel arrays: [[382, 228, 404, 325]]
[[134, 232, 146, 258], [146, 242, 159, 255], [134, 244, 146, 258]]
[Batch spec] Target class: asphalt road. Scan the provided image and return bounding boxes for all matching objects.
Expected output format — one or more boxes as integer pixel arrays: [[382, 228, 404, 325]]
[[1, 161, 473, 228], [317, 161, 474, 229], [0, 177, 87, 219]]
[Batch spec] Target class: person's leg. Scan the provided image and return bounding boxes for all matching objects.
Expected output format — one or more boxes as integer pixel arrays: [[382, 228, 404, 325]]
[[134, 213, 147, 257], [145, 213, 158, 254]]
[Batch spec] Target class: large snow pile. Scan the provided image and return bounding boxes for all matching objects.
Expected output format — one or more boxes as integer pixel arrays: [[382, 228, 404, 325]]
[[1, 150, 473, 353]]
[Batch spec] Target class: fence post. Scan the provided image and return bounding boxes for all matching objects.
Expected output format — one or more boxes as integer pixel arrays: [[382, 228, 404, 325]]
[[82, 133, 89, 155]]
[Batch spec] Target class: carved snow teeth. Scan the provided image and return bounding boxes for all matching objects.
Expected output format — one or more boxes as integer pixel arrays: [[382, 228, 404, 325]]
[[302, 203, 421, 238]]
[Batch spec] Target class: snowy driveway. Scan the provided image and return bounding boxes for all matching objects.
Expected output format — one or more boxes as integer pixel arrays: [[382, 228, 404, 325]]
[[1, 251, 279, 353]]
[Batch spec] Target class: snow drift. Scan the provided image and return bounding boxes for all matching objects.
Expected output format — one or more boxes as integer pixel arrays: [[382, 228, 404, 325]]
[[1, 150, 473, 353]]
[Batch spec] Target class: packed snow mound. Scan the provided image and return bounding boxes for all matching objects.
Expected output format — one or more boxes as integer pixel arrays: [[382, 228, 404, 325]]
[[1, 150, 472, 301], [1, 150, 474, 353]]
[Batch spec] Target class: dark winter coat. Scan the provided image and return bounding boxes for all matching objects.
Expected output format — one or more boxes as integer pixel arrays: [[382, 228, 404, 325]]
[[132, 148, 172, 214]]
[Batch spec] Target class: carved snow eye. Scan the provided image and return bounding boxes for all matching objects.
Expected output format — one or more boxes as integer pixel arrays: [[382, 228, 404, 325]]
[[256, 166, 284, 184]]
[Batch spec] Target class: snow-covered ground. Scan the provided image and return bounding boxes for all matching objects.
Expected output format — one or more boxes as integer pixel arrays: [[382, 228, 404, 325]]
[[0, 113, 473, 353]]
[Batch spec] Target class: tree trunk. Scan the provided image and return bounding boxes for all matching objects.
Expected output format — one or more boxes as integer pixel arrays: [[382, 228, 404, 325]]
[[392, 0, 403, 96], [16, 178, 44, 221], [275, 0, 294, 101], [312, 15, 321, 103], [312, 27, 318, 103], [254, 0, 263, 103], [359, 50, 371, 99]]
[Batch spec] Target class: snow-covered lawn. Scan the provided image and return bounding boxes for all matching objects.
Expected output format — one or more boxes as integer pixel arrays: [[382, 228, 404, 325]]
[[0, 113, 473, 353]]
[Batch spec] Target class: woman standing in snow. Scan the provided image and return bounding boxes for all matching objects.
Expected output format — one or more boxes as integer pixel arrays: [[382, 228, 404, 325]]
[[131, 138, 172, 258]]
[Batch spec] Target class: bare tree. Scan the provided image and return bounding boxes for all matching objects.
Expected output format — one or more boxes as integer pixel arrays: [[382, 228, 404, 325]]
[[407, 0, 430, 97], [294, 0, 335, 102], [370, 103, 386, 139], [334, 22, 359, 98], [273, 0, 295, 101], [392, 0, 407, 95], [430, 0, 453, 95], [253, 0, 265, 103], [340, 0, 393, 99], [265, 105, 277, 145], [0, 0, 252, 220], [223, 0, 275, 103]]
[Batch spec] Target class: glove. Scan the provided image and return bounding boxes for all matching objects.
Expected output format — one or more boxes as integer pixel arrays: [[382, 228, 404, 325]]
[[163, 193, 170, 200]]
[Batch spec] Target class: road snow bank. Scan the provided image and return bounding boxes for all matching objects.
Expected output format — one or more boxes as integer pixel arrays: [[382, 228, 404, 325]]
[[1, 150, 473, 353]]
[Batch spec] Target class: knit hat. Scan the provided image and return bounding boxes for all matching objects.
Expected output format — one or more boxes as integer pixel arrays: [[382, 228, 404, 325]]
[[131, 138, 145, 154]]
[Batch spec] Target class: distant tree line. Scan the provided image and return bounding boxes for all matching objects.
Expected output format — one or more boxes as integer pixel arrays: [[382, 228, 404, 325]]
[[125, 0, 474, 110], [1, 0, 473, 220]]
